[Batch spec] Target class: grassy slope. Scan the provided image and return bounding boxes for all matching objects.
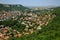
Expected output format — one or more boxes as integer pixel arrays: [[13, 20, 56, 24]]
[[9, 7, 60, 40]]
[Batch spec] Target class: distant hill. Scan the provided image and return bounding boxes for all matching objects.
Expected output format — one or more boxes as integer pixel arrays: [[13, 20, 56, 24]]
[[29, 6, 60, 10], [0, 4, 29, 12]]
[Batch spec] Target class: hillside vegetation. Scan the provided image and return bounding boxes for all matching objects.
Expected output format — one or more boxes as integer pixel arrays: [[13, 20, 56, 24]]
[[0, 4, 29, 12]]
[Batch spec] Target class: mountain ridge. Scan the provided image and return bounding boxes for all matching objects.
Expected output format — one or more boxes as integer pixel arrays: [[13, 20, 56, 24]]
[[0, 4, 29, 12]]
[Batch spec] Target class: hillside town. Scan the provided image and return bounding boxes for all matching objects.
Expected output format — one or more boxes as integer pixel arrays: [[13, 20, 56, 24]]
[[0, 0, 60, 40], [0, 9, 56, 40]]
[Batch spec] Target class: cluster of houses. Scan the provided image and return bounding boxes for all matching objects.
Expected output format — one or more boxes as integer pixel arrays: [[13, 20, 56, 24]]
[[0, 11, 21, 21], [0, 10, 56, 40], [18, 12, 56, 31], [0, 25, 22, 40]]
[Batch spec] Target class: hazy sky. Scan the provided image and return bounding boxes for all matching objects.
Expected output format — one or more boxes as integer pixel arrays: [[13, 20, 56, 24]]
[[0, 0, 60, 6]]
